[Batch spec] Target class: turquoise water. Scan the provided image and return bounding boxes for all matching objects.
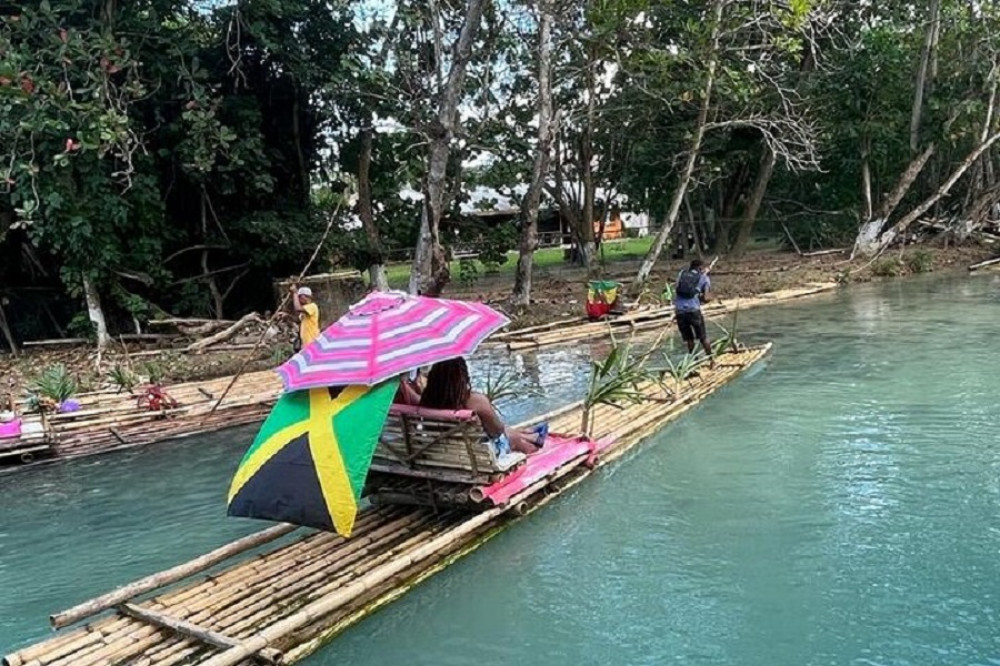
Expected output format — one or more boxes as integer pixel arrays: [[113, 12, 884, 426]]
[[311, 274, 1000, 666], [4, 273, 1000, 665], [0, 346, 592, 653]]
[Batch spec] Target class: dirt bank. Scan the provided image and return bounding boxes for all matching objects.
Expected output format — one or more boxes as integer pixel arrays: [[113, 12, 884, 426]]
[[1, 244, 993, 392]]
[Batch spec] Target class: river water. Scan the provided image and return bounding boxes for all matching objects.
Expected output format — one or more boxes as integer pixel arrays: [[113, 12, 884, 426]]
[[3, 273, 1000, 664]]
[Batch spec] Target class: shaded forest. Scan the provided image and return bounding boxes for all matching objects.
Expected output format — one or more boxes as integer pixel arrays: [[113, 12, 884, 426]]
[[2, 0, 998, 348]]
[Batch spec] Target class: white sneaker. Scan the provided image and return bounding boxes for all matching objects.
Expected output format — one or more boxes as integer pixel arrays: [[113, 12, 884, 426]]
[[496, 452, 523, 471]]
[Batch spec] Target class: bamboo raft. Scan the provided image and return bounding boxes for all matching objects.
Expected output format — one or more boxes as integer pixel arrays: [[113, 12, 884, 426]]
[[491, 283, 836, 350], [4, 370, 282, 467], [5, 344, 771, 666]]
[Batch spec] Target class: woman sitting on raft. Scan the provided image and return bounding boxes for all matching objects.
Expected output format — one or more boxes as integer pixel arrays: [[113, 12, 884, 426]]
[[419, 358, 545, 455]]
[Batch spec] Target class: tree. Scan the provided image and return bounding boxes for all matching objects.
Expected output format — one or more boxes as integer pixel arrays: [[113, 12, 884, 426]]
[[510, 0, 557, 308]]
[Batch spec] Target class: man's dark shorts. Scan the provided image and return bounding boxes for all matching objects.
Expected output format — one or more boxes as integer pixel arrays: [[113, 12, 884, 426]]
[[676, 309, 707, 343]]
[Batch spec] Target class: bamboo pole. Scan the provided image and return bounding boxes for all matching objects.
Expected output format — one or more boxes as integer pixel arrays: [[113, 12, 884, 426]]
[[50, 524, 298, 629], [117, 603, 283, 664]]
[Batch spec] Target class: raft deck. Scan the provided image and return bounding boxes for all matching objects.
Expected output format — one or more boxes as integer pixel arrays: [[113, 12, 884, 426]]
[[490, 283, 835, 350], [4, 345, 771, 666], [2, 371, 282, 470]]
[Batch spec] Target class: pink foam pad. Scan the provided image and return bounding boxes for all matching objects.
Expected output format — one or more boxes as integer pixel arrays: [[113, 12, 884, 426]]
[[474, 433, 616, 506], [0, 419, 23, 439]]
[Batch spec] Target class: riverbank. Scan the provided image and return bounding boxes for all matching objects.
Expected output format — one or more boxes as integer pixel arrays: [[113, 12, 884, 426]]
[[2, 245, 991, 391], [1, 244, 992, 472]]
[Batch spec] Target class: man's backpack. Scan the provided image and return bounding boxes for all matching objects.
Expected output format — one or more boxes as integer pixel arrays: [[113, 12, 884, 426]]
[[675, 269, 702, 300]]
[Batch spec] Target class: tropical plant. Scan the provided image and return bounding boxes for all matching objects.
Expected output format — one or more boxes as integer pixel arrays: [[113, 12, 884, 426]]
[[711, 301, 742, 356], [656, 350, 711, 396], [481, 366, 522, 405], [905, 249, 934, 274], [142, 361, 166, 385], [581, 333, 658, 436], [109, 363, 139, 394], [31, 363, 78, 404]]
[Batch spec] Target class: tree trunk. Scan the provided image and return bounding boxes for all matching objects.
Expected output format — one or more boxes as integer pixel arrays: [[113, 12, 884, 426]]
[[409, 0, 488, 297], [82, 274, 110, 349], [511, 0, 555, 309], [358, 128, 389, 291], [578, 42, 599, 273], [909, 0, 941, 152], [880, 131, 1000, 250], [731, 146, 776, 256], [631, 0, 723, 294], [861, 136, 873, 221], [853, 144, 936, 257], [0, 301, 17, 356], [201, 192, 224, 318]]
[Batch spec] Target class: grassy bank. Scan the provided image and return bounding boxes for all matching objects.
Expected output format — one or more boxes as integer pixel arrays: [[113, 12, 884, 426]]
[[384, 237, 656, 288]]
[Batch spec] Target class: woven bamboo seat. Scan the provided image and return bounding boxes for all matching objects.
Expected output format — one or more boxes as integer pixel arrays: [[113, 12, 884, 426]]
[[371, 404, 526, 485]]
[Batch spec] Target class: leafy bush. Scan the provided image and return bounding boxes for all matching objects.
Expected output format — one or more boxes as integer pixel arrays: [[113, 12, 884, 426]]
[[871, 257, 902, 277], [906, 249, 934, 274], [142, 361, 166, 385], [67, 313, 96, 340], [457, 258, 480, 286]]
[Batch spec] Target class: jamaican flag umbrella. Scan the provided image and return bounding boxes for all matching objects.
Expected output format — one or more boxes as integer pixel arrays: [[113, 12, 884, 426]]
[[227, 378, 398, 537]]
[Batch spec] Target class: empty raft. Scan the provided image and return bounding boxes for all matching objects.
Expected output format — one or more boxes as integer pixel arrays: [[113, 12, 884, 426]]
[[4, 345, 771, 666], [3, 370, 282, 468]]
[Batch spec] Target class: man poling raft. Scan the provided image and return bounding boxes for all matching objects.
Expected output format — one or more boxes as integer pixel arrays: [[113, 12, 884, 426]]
[[672, 257, 717, 366]]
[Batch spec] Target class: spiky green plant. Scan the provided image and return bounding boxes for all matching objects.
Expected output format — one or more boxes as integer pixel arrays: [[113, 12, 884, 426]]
[[657, 350, 711, 395], [581, 333, 658, 436], [31, 364, 78, 404], [711, 300, 742, 357], [481, 366, 521, 404], [109, 363, 139, 394]]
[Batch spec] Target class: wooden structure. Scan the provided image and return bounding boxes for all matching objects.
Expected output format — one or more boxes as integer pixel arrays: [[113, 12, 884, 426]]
[[0, 418, 51, 464], [1, 370, 282, 469], [490, 282, 837, 351], [372, 404, 525, 485], [4, 345, 770, 666]]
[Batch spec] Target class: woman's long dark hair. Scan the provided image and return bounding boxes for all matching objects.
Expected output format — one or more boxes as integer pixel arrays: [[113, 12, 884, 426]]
[[419, 358, 471, 410]]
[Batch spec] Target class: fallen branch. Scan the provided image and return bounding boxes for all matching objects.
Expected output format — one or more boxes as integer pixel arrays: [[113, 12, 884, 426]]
[[185, 313, 262, 353], [968, 256, 1000, 271]]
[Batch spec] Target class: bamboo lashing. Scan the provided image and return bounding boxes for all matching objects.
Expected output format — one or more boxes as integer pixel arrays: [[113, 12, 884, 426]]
[[6, 345, 770, 666]]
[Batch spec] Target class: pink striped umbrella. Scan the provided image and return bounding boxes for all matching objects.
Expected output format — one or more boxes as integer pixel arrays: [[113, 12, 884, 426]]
[[276, 291, 509, 391]]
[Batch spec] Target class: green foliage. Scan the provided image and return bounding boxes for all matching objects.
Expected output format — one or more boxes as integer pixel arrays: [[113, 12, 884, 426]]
[[109, 363, 139, 394], [581, 334, 658, 435], [457, 258, 480, 287], [657, 350, 710, 390], [268, 342, 295, 365], [872, 257, 902, 277], [67, 312, 95, 340], [31, 363, 78, 404], [906, 250, 934, 274], [711, 302, 742, 356], [142, 361, 166, 385]]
